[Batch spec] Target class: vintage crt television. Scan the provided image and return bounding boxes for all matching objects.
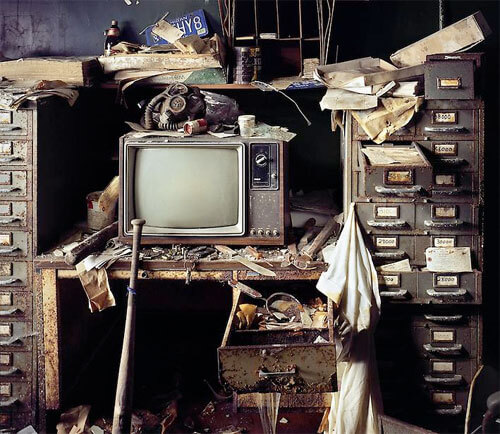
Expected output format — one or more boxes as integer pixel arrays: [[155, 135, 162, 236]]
[[119, 134, 290, 245]]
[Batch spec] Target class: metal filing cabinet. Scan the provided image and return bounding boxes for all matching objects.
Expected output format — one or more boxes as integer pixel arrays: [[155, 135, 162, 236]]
[[342, 93, 484, 432]]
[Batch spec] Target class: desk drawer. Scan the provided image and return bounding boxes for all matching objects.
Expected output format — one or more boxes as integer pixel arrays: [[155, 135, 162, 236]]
[[0, 351, 33, 380], [418, 271, 481, 304], [357, 202, 416, 234], [0, 322, 33, 351], [420, 358, 478, 387], [0, 141, 31, 167], [415, 202, 479, 234], [0, 171, 30, 200], [416, 140, 478, 172], [0, 262, 29, 288], [0, 231, 31, 259], [415, 109, 475, 139], [378, 272, 417, 302], [424, 388, 468, 417], [0, 111, 30, 138], [0, 292, 31, 320], [0, 202, 29, 229], [431, 171, 479, 200], [0, 381, 32, 411]]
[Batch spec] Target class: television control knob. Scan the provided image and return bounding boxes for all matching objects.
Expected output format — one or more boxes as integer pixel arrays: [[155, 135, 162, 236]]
[[255, 153, 268, 167], [250, 228, 257, 236], [272, 229, 280, 237], [265, 229, 272, 237], [257, 229, 265, 236]]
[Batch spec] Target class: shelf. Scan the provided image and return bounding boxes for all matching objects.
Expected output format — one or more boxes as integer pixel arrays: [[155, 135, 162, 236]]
[[98, 81, 324, 91]]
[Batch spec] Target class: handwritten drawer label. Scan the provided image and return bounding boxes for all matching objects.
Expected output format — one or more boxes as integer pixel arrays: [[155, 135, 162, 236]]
[[433, 237, 456, 248], [0, 234, 12, 246], [375, 206, 399, 219], [0, 293, 12, 306], [435, 274, 459, 287], [0, 113, 12, 125], [0, 143, 12, 156], [432, 392, 454, 404], [432, 330, 455, 342], [435, 174, 456, 186], [378, 274, 400, 287], [385, 170, 413, 185], [434, 111, 457, 124], [0, 353, 12, 366], [433, 205, 457, 219], [0, 173, 11, 186], [437, 77, 462, 89], [0, 263, 12, 277], [375, 237, 398, 248], [433, 142, 457, 156], [0, 383, 11, 396], [0, 204, 11, 216], [432, 361, 455, 373]]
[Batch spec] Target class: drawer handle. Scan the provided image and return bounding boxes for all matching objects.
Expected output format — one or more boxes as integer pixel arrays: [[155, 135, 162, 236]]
[[0, 308, 21, 316], [258, 367, 296, 378], [0, 126, 20, 132], [424, 219, 464, 229], [426, 289, 467, 298], [432, 188, 464, 196], [0, 332, 36, 347], [424, 374, 463, 385], [434, 157, 466, 166], [0, 187, 19, 194], [424, 126, 468, 134], [0, 397, 18, 407], [0, 246, 19, 255], [423, 343, 463, 356], [0, 278, 20, 286], [0, 217, 20, 225], [373, 251, 406, 260], [424, 314, 464, 323], [379, 290, 409, 299], [367, 220, 407, 229], [0, 367, 20, 376], [434, 405, 463, 416], [374, 185, 424, 196], [0, 156, 22, 163]]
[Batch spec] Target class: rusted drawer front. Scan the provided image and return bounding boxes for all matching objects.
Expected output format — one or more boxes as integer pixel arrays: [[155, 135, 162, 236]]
[[0, 322, 33, 351], [420, 358, 478, 387], [416, 140, 478, 172], [0, 141, 31, 167], [0, 292, 31, 320], [0, 111, 30, 138], [0, 351, 33, 380], [356, 202, 416, 234], [378, 272, 417, 302], [431, 170, 479, 199], [0, 381, 32, 411], [424, 388, 468, 417], [0, 202, 29, 229], [218, 343, 336, 393], [0, 262, 29, 288], [424, 60, 475, 100], [370, 234, 415, 263], [415, 235, 482, 269], [418, 271, 481, 304], [415, 108, 475, 139], [0, 410, 33, 431], [415, 202, 479, 234], [0, 232, 31, 259], [0, 171, 30, 200]]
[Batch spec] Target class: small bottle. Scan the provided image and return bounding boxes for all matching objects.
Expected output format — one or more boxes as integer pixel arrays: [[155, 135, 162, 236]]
[[104, 20, 121, 56]]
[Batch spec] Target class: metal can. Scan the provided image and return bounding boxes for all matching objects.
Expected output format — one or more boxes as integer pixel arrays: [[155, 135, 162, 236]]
[[184, 118, 208, 135]]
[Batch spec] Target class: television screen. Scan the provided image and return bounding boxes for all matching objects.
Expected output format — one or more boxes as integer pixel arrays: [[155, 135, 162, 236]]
[[133, 146, 241, 230]]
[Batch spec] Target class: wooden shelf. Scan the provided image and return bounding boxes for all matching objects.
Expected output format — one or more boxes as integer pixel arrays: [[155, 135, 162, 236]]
[[98, 81, 323, 91]]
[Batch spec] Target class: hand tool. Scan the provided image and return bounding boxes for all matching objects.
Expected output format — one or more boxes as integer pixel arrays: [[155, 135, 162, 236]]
[[112, 219, 145, 434]]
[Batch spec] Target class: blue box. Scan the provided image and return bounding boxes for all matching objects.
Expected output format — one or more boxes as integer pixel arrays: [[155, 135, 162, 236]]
[[145, 9, 209, 46]]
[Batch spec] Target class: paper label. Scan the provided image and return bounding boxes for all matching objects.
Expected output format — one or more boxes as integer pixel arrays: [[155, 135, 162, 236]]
[[432, 361, 454, 373], [378, 259, 411, 272], [0, 293, 12, 306], [432, 330, 455, 342], [0, 353, 12, 366], [0, 112, 12, 125], [375, 206, 399, 218], [0, 383, 11, 396], [0, 324, 11, 337], [0, 263, 12, 277], [432, 392, 454, 404], [433, 237, 456, 248], [433, 142, 457, 156], [378, 274, 400, 287], [434, 111, 457, 123], [433, 205, 457, 219], [0, 204, 11, 216], [385, 170, 413, 185], [437, 77, 461, 89], [0, 234, 12, 246], [435, 174, 456, 186], [0, 143, 12, 156], [425, 247, 472, 272], [435, 274, 459, 287], [375, 236, 398, 248], [0, 173, 11, 186]]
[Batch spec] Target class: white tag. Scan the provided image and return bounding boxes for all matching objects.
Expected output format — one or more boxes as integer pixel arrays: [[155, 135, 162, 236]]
[[375, 237, 398, 248], [432, 330, 455, 342], [376, 206, 399, 218], [432, 392, 454, 404], [425, 247, 472, 272], [432, 361, 454, 373], [435, 274, 459, 287], [433, 237, 456, 248]]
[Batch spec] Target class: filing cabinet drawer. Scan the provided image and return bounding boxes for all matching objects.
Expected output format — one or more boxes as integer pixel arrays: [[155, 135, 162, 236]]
[[415, 202, 479, 234], [0, 202, 29, 229], [416, 140, 478, 172], [0, 111, 31, 137], [0, 351, 33, 380], [418, 271, 481, 304], [0, 381, 32, 411], [415, 235, 482, 269], [431, 170, 479, 199], [415, 109, 475, 139], [0, 322, 33, 351], [424, 60, 475, 100], [0, 171, 30, 200], [420, 358, 478, 387], [0, 232, 31, 259], [0, 292, 31, 319], [0, 262, 29, 288], [0, 411, 34, 431], [353, 119, 415, 140], [378, 272, 417, 302], [370, 234, 415, 263], [0, 141, 31, 167], [356, 202, 416, 234], [424, 388, 468, 417]]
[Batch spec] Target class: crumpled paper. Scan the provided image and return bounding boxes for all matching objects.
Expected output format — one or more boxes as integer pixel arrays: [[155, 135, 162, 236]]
[[76, 266, 116, 313], [56, 405, 91, 434]]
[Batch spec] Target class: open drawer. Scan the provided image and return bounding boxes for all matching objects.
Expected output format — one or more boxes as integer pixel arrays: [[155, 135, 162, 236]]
[[218, 286, 337, 394]]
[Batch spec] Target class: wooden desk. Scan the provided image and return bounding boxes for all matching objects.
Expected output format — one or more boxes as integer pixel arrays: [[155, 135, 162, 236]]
[[34, 254, 327, 410]]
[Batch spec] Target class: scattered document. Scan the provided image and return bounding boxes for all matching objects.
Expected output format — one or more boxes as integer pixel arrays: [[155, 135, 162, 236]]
[[425, 247, 472, 272]]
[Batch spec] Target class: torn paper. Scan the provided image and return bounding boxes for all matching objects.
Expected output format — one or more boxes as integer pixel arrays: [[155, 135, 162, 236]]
[[253, 122, 296, 142], [319, 88, 377, 111], [352, 96, 424, 143], [152, 20, 184, 44], [425, 247, 472, 272], [77, 266, 116, 313], [377, 259, 412, 272], [361, 146, 425, 166], [56, 405, 91, 434]]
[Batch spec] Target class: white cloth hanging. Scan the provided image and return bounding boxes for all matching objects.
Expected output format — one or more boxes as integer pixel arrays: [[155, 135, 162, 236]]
[[317, 202, 383, 434]]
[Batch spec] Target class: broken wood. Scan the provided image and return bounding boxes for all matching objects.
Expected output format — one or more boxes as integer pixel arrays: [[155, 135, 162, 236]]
[[64, 221, 118, 266], [297, 218, 317, 251], [98, 176, 120, 212], [300, 216, 338, 260]]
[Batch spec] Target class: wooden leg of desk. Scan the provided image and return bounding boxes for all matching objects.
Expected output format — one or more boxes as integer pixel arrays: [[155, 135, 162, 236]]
[[41, 269, 60, 409]]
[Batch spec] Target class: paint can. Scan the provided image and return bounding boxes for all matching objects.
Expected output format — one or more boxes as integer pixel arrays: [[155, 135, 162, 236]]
[[238, 115, 256, 137], [184, 118, 208, 135]]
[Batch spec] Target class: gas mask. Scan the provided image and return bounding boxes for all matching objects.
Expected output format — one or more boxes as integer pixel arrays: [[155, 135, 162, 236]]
[[142, 82, 206, 130]]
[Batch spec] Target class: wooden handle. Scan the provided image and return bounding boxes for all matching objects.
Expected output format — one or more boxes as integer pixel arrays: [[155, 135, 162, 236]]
[[112, 219, 145, 434], [300, 216, 338, 260]]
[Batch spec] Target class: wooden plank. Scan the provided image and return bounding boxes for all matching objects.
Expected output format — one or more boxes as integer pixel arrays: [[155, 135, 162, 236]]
[[41, 268, 60, 409]]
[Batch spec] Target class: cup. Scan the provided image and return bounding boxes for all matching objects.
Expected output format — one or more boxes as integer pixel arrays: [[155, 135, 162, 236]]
[[238, 115, 255, 137]]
